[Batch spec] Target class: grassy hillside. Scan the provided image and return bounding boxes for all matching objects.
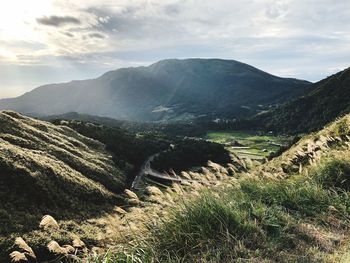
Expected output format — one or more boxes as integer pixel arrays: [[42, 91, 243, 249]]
[[50, 119, 172, 185], [0, 111, 127, 257], [5, 111, 350, 262], [253, 67, 350, 134], [86, 112, 350, 262]]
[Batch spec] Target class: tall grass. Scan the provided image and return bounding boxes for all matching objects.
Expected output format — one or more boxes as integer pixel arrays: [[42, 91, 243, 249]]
[[86, 245, 152, 263], [133, 158, 350, 262]]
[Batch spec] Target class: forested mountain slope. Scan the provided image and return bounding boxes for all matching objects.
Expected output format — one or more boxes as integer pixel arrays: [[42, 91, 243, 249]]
[[254, 67, 350, 134], [0, 59, 311, 121]]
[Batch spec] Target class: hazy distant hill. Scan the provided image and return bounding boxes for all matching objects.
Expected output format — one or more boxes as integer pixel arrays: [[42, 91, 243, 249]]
[[0, 59, 311, 121], [254, 67, 350, 134]]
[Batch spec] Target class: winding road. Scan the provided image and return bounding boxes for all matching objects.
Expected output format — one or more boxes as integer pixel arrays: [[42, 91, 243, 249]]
[[131, 150, 195, 190]]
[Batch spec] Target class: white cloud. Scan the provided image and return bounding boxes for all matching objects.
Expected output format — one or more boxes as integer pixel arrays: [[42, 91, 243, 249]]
[[0, 0, 349, 97]]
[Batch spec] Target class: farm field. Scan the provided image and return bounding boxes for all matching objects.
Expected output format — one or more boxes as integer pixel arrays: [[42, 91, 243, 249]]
[[204, 131, 292, 160]]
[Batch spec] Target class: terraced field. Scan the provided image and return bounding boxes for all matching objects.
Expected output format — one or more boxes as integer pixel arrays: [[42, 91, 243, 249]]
[[205, 131, 291, 160]]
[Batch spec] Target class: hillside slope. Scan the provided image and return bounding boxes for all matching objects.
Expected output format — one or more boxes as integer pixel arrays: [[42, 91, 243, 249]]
[[110, 112, 350, 262], [5, 112, 350, 262], [254, 67, 350, 134], [0, 59, 311, 121], [34, 111, 350, 262], [0, 111, 126, 253]]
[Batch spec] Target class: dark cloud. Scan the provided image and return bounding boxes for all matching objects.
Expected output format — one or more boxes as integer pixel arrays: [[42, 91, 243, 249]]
[[88, 32, 106, 39], [36, 15, 81, 27], [82, 5, 187, 41], [62, 31, 74, 37]]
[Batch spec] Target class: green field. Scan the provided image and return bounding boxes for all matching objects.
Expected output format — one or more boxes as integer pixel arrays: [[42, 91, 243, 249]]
[[204, 131, 291, 159]]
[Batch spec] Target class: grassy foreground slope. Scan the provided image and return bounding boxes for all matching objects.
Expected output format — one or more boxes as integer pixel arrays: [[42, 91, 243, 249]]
[[5, 111, 350, 262], [0, 111, 126, 255], [93, 113, 350, 262]]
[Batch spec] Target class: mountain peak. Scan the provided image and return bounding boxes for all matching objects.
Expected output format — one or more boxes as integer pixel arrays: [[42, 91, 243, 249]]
[[0, 58, 311, 121]]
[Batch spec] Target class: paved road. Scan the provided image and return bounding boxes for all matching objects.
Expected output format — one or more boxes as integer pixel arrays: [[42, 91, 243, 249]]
[[131, 150, 195, 190]]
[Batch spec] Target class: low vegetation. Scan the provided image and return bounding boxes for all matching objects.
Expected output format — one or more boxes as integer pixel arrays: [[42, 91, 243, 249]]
[[0, 111, 127, 259], [152, 139, 231, 173], [86, 158, 350, 262]]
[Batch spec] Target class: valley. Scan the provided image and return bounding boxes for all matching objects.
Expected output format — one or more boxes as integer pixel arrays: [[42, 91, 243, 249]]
[[5, 108, 350, 262], [1, 61, 350, 263], [1, 0, 349, 261], [204, 130, 292, 160]]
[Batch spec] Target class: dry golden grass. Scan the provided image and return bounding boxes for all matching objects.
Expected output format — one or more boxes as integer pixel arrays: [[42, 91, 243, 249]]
[[47, 241, 75, 255], [0, 110, 127, 258], [253, 114, 350, 181], [4, 111, 350, 262], [144, 186, 163, 196], [39, 215, 59, 230], [72, 235, 85, 249], [0, 111, 125, 197], [124, 189, 139, 200], [14, 237, 36, 259], [9, 251, 27, 262]]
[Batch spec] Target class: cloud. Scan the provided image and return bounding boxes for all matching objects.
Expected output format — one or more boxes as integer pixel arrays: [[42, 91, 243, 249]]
[[62, 31, 74, 37], [36, 15, 81, 27], [265, 0, 288, 19], [162, 3, 182, 16], [88, 32, 105, 39], [1, 0, 350, 97]]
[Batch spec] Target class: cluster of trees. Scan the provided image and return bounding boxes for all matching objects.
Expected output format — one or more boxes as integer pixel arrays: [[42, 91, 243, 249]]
[[152, 139, 231, 173], [51, 119, 171, 184]]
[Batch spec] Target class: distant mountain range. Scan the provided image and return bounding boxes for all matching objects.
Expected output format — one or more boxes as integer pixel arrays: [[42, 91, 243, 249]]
[[254, 67, 350, 134], [0, 59, 311, 121]]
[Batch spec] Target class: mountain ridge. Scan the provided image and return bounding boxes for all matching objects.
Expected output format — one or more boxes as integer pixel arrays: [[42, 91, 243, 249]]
[[253, 67, 350, 134], [0, 58, 311, 121]]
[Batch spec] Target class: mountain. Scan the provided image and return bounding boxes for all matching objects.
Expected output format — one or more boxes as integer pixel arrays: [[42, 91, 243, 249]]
[[253, 67, 350, 134], [0, 110, 127, 254], [0, 59, 311, 121]]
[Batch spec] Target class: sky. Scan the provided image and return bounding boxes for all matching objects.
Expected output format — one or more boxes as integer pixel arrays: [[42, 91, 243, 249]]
[[0, 0, 349, 98]]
